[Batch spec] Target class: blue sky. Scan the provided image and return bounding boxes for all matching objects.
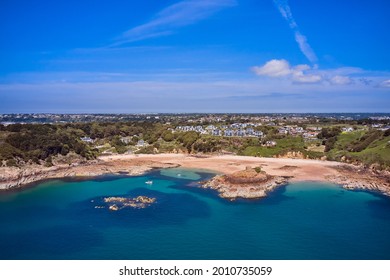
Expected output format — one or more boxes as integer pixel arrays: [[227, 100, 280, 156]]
[[1, 0, 389, 113]]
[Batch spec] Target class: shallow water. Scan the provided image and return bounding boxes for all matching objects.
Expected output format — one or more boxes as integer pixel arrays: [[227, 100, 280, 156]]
[[0, 168, 389, 260]]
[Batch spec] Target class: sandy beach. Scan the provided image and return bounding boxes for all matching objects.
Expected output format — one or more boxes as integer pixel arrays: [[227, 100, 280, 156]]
[[1, 153, 389, 196], [99, 153, 342, 182]]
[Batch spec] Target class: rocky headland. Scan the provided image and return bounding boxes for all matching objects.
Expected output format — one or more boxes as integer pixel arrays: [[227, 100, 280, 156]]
[[201, 166, 289, 200], [326, 165, 390, 196], [0, 158, 179, 190]]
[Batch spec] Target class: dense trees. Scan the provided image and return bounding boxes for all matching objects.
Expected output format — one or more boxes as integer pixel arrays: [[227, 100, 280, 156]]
[[161, 130, 174, 142], [111, 136, 127, 154], [318, 127, 341, 139], [176, 131, 199, 152], [318, 127, 342, 152], [324, 137, 337, 152], [1, 121, 389, 170], [193, 138, 221, 153], [1, 124, 97, 164], [0, 142, 22, 161], [0, 122, 175, 165]]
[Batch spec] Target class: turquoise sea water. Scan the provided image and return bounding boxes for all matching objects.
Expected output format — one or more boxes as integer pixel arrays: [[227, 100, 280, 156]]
[[0, 168, 389, 260]]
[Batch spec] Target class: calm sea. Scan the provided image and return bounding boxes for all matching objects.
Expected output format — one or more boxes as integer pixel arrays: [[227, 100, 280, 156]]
[[0, 168, 389, 260]]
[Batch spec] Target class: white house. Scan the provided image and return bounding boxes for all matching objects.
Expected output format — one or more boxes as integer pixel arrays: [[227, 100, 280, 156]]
[[342, 127, 354, 132], [265, 140, 277, 147], [80, 136, 94, 143]]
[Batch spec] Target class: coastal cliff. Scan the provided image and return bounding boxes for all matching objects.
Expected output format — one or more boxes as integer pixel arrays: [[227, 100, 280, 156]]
[[202, 166, 289, 200]]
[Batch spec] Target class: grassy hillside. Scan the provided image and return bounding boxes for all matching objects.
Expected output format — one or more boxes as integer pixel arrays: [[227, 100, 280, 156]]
[[328, 130, 390, 169]]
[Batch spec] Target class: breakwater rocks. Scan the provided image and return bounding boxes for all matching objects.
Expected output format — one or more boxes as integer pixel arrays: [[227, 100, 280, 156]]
[[99, 196, 156, 211], [201, 166, 289, 200]]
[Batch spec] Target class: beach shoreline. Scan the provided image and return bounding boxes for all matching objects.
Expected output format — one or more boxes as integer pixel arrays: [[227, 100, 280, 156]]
[[1, 153, 389, 198]]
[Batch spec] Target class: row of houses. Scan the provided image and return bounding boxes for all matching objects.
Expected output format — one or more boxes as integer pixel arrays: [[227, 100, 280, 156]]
[[278, 126, 322, 140], [176, 125, 207, 134], [222, 129, 263, 138], [372, 124, 390, 131], [342, 125, 390, 132], [228, 123, 260, 129], [176, 125, 264, 138], [278, 126, 305, 135], [380, 126, 390, 131]]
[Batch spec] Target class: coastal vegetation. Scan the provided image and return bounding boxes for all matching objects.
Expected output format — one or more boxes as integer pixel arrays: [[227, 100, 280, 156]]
[[0, 114, 389, 170], [0, 124, 97, 165], [327, 129, 390, 168]]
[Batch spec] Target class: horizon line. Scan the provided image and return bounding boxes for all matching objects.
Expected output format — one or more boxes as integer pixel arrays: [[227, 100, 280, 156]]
[[1, 112, 390, 115]]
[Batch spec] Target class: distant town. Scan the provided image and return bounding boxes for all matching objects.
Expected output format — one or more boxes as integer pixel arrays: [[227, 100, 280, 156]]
[[1, 112, 390, 125]]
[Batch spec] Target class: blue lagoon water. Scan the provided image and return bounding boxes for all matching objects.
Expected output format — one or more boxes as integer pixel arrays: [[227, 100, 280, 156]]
[[0, 168, 389, 260]]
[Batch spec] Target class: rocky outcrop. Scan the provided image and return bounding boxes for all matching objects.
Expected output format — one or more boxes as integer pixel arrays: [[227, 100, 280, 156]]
[[326, 165, 390, 196], [276, 151, 307, 159], [202, 167, 289, 200], [0, 160, 179, 190], [102, 196, 156, 210], [0, 165, 71, 190]]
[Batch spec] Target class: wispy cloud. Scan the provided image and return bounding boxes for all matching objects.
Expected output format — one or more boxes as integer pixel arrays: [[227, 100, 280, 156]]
[[273, 0, 317, 64], [330, 75, 353, 85], [111, 0, 236, 46], [379, 79, 390, 88], [359, 78, 373, 86]]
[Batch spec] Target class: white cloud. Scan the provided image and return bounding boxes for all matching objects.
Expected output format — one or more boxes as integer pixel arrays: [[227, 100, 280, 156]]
[[273, 0, 318, 64], [252, 59, 390, 89], [379, 79, 390, 88], [292, 66, 322, 83], [112, 0, 236, 46], [330, 75, 353, 85], [252, 59, 322, 84], [251, 59, 291, 77]]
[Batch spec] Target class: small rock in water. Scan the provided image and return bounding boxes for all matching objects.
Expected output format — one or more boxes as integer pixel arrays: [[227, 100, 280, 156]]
[[109, 204, 119, 211], [102, 196, 156, 211]]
